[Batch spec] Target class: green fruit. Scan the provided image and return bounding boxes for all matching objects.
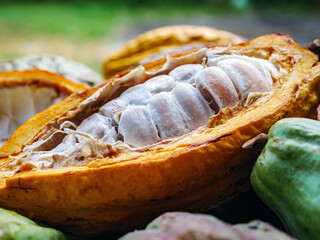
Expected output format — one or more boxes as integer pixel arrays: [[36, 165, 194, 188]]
[[251, 117, 320, 240], [0, 208, 66, 240]]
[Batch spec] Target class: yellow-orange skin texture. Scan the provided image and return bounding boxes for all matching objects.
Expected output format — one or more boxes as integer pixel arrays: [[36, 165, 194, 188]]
[[0, 69, 88, 92], [0, 35, 319, 236]]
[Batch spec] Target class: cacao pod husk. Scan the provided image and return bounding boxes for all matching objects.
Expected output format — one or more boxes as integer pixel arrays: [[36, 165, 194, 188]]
[[0, 34, 319, 236]]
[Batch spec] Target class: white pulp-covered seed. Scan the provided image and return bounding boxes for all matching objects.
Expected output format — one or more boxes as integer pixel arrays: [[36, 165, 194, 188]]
[[254, 59, 278, 85], [31, 86, 59, 112], [10, 86, 35, 126], [120, 84, 153, 106], [195, 67, 239, 112], [207, 54, 276, 89], [0, 117, 10, 141], [169, 64, 204, 84], [171, 82, 212, 130], [0, 122, 11, 146], [76, 113, 117, 143], [0, 88, 11, 118], [100, 75, 176, 125], [99, 97, 129, 125], [118, 106, 160, 147], [0, 88, 12, 141], [148, 92, 189, 139], [121, 75, 176, 105], [143, 75, 176, 94], [216, 58, 271, 103], [0, 86, 65, 147]]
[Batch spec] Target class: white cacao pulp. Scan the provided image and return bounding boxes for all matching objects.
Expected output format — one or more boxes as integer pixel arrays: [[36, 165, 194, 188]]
[[0, 86, 66, 147], [9, 51, 279, 171]]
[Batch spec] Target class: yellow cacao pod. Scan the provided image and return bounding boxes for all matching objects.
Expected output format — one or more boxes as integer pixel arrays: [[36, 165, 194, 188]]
[[0, 70, 88, 147], [0, 34, 319, 237]]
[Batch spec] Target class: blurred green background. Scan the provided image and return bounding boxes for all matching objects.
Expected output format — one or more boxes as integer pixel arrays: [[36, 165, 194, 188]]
[[0, 0, 319, 73]]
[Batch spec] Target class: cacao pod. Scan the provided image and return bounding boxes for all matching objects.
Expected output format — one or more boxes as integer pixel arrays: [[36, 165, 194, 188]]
[[0, 34, 318, 236], [102, 25, 245, 78], [251, 117, 320, 240], [120, 212, 296, 240], [0, 70, 88, 147], [0, 54, 104, 86]]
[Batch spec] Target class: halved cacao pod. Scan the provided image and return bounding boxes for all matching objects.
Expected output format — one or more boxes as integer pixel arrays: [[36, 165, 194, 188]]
[[0, 54, 105, 86], [102, 25, 246, 78], [0, 70, 88, 147], [0, 34, 319, 236]]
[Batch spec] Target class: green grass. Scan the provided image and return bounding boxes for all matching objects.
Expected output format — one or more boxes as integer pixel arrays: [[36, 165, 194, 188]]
[[0, 1, 255, 42], [0, 2, 128, 41], [0, 1, 318, 42]]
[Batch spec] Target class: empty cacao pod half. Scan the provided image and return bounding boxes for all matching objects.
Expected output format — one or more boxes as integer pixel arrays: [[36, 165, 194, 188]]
[[0, 70, 88, 147], [102, 25, 245, 78], [0, 54, 105, 86], [0, 34, 319, 236]]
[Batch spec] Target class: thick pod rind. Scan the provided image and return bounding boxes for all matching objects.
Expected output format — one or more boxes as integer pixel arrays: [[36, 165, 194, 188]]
[[0, 69, 88, 93], [0, 34, 319, 236], [251, 117, 320, 240]]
